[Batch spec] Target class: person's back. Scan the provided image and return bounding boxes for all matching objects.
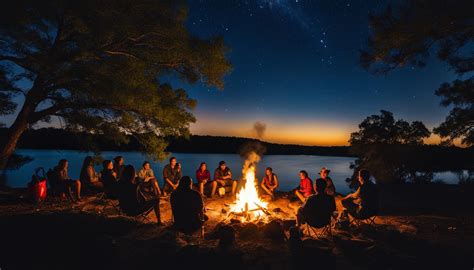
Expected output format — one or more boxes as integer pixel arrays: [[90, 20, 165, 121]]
[[359, 181, 379, 217], [117, 167, 140, 215], [302, 193, 336, 228], [101, 169, 118, 198], [171, 177, 204, 234]]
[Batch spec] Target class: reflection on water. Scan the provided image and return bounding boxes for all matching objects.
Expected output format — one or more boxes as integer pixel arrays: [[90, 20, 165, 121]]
[[4, 149, 462, 194]]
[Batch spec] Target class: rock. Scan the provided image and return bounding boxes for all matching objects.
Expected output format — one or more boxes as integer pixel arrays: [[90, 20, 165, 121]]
[[236, 222, 260, 240], [218, 225, 236, 249], [229, 218, 241, 224], [263, 220, 285, 242], [282, 219, 296, 231]]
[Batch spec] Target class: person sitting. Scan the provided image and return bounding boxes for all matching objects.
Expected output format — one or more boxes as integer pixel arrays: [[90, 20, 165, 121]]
[[138, 161, 161, 197], [296, 178, 336, 228], [341, 169, 379, 220], [213, 161, 237, 197], [196, 162, 211, 196], [117, 165, 162, 224], [51, 159, 82, 201], [170, 176, 207, 235], [113, 156, 125, 179], [260, 167, 279, 198], [162, 157, 182, 195], [294, 170, 313, 203], [79, 156, 104, 192], [315, 167, 336, 196], [100, 160, 118, 198]]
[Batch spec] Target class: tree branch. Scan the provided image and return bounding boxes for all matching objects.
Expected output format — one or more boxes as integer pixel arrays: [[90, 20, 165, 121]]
[[103, 50, 140, 59]]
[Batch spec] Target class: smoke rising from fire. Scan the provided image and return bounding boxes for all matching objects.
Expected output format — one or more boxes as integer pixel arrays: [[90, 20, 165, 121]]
[[241, 151, 261, 177], [253, 121, 266, 139]]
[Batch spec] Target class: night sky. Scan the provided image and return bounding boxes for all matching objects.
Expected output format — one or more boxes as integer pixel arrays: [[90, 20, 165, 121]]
[[171, 0, 457, 146], [3, 0, 459, 146]]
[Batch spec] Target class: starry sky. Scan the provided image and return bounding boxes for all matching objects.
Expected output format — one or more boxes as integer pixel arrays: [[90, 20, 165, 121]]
[[168, 0, 458, 146], [2, 0, 459, 146]]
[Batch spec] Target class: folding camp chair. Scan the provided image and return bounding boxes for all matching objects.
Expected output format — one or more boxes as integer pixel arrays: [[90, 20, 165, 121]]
[[350, 215, 377, 227], [132, 206, 155, 224], [96, 192, 121, 215], [305, 222, 332, 239]]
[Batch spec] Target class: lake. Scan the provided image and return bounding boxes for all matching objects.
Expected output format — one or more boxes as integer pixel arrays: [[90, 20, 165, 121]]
[[3, 149, 462, 194]]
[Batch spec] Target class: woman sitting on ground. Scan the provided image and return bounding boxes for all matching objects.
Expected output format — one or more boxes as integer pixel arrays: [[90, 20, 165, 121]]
[[260, 167, 279, 198], [117, 165, 162, 224], [137, 161, 161, 198], [294, 170, 313, 203], [52, 159, 82, 201], [196, 162, 211, 196], [100, 160, 118, 198], [79, 156, 103, 191]]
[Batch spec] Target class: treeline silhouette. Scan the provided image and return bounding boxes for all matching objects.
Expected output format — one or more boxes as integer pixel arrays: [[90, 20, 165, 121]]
[[1, 128, 473, 172], [0, 128, 353, 157]]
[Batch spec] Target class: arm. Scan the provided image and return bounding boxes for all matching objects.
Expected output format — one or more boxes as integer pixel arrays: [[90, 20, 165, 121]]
[[261, 177, 272, 194], [163, 167, 175, 188], [271, 175, 279, 190], [222, 170, 232, 180]]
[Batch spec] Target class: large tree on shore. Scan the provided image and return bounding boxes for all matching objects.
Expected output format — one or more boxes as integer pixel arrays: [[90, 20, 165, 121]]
[[0, 0, 232, 168], [349, 110, 431, 183], [360, 0, 474, 146]]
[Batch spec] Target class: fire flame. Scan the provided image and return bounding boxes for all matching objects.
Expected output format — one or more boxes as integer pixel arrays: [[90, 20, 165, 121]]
[[230, 152, 268, 221]]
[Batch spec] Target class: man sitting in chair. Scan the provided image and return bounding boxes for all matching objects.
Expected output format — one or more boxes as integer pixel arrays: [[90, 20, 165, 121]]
[[171, 176, 207, 235], [341, 169, 379, 220], [213, 161, 237, 197], [296, 178, 336, 228]]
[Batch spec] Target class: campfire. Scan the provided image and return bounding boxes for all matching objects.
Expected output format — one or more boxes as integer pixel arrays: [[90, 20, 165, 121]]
[[229, 152, 270, 222]]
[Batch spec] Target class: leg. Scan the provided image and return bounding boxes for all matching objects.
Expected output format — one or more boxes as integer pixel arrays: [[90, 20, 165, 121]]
[[342, 199, 359, 221], [162, 183, 172, 196], [334, 194, 345, 220], [296, 207, 306, 226], [295, 190, 306, 203], [74, 180, 82, 200], [199, 182, 205, 195], [261, 185, 273, 196], [211, 181, 217, 197], [153, 200, 162, 224], [231, 180, 237, 195], [150, 178, 161, 196]]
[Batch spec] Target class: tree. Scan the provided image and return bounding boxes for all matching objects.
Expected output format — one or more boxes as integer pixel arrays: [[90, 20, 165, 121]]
[[434, 78, 474, 145], [349, 110, 431, 183], [360, 0, 474, 146], [0, 0, 232, 168]]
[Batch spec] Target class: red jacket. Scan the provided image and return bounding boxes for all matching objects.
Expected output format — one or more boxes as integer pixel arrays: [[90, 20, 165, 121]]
[[299, 177, 314, 197], [195, 169, 211, 184]]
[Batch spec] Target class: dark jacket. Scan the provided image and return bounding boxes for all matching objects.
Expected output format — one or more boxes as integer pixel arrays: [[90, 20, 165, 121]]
[[301, 193, 336, 228], [170, 188, 204, 234]]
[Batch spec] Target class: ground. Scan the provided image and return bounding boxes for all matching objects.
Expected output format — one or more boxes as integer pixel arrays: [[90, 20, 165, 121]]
[[0, 184, 473, 269]]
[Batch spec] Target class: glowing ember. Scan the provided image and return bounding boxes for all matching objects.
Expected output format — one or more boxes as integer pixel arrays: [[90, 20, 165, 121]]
[[230, 153, 268, 221]]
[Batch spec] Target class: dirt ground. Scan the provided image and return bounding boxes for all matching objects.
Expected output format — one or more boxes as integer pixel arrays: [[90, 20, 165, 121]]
[[0, 187, 473, 270]]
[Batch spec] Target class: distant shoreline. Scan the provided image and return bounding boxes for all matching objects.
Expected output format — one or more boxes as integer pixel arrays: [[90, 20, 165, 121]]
[[1, 128, 355, 157]]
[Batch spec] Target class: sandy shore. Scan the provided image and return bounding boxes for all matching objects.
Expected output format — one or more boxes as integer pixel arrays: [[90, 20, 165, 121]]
[[0, 184, 473, 269]]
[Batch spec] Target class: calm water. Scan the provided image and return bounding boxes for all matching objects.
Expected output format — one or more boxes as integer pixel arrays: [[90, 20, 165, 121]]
[[4, 149, 461, 194]]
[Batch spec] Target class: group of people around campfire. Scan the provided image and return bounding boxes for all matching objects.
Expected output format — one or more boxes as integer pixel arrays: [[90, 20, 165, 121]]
[[47, 155, 378, 235]]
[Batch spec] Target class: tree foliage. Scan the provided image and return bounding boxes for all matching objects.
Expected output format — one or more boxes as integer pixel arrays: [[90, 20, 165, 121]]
[[349, 110, 431, 184], [0, 0, 232, 167], [360, 0, 474, 146], [434, 78, 474, 145]]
